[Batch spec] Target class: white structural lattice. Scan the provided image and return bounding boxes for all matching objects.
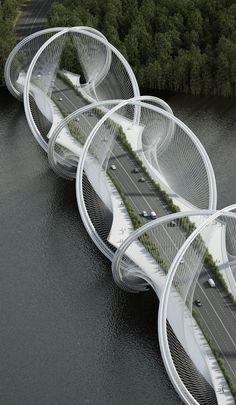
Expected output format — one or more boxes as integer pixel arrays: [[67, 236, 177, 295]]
[[5, 26, 236, 405]]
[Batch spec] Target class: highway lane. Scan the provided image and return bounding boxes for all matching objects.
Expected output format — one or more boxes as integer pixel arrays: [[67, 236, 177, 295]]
[[16, 0, 54, 41], [53, 77, 236, 384]]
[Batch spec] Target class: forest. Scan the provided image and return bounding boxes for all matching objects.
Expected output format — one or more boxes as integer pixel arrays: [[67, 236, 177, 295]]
[[48, 0, 236, 96], [0, 0, 24, 84]]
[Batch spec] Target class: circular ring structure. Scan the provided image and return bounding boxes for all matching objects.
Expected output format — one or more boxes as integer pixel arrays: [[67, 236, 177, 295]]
[[4, 26, 108, 100], [75, 97, 216, 264], [5, 26, 236, 405], [5, 26, 140, 151], [111, 207, 236, 404]]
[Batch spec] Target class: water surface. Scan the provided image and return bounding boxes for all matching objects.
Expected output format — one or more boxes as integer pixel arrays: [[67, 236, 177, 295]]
[[0, 88, 181, 404]]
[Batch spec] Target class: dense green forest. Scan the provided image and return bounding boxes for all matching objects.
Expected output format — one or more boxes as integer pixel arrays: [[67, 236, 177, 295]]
[[0, 0, 24, 85], [48, 0, 236, 96]]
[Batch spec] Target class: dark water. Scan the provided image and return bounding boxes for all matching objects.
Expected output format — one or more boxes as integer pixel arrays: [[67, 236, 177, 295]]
[[0, 87, 235, 405], [0, 87, 181, 405], [163, 92, 236, 209]]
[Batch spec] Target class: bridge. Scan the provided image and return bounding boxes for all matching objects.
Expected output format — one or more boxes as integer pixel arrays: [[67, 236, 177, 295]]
[[4, 26, 236, 405]]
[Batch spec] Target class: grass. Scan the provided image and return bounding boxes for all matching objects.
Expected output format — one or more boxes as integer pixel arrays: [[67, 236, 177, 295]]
[[108, 169, 169, 273]]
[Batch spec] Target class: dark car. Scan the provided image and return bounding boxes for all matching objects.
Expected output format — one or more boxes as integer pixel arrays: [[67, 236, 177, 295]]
[[195, 299, 202, 307], [169, 220, 176, 227]]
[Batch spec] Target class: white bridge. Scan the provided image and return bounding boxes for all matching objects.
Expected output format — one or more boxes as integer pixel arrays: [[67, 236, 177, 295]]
[[5, 27, 236, 405]]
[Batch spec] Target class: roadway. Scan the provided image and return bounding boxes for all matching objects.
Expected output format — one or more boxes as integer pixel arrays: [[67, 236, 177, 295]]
[[16, 0, 54, 41], [53, 76, 236, 386]]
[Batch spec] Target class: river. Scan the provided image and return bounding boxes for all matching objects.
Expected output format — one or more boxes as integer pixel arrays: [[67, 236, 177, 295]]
[[0, 86, 235, 404]]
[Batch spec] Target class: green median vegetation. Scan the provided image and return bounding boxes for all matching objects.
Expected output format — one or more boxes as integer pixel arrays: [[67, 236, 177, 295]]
[[116, 125, 181, 214], [193, 311, 236, 400], [204, 252, 236, 306], [57, 71, 92, 105], [52, 96, 86, 145], [108, 169, 169, 273]]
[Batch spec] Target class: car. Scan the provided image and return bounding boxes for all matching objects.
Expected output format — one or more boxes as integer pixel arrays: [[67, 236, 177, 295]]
[[208, 278, 216, 288], [150, 211, 157, 219], [169, 220, 176, 227], [36, 74, 41, 78], [110, 164, 116, 170], [76, 117, 80, 122], [58, 97, 63, 101], [133, 167, 139, 173], [180, 259, 185, 264], [195, 299, 202, 307], [141, 210, 148, 218], [139, 176, 146, 182]]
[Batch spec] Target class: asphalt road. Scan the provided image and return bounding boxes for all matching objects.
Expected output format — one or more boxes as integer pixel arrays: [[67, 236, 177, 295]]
[[16, 0, 54, 41], [53, 77, 236, 386]]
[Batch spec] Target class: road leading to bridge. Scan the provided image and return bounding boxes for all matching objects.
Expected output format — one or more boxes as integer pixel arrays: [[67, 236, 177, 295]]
[[16, 0, 54, 41]]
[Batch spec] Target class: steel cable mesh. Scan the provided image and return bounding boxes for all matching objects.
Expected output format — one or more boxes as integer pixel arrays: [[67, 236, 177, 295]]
[[116, 217, 203, 292], [139, 106, 210, 209], [220, 211, 236, 283], [72, 33, 135, 119], [50, 104, 118, 178], [82, 118, 118, 213], [4, 27, 224, 405], [8, 31, 60, 97], [157, 128, 209, 208], [71, 32, 109, 89], [167, 323, 218, 405], [30, 35, 66, 96], [113, 214, 219, 404], [27, 34, 66, 142], [80, 119, 118, 253]]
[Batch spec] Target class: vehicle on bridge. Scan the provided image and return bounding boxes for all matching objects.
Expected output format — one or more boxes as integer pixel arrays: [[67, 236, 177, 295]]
[[208, 278, 216, 288]]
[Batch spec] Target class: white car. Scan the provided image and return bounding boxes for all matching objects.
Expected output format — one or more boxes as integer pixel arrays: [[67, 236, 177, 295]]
[[208, 278, 216, 288], [139, 176, 146, 182], [141, 210, 148, 218], [110, 164, 116, 170], [150, 211, 157, 219], [58, 97, 63, 101]]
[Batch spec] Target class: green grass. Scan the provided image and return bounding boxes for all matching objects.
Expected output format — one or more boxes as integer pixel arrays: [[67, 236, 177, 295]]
[[193, 311, 236, 399]]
